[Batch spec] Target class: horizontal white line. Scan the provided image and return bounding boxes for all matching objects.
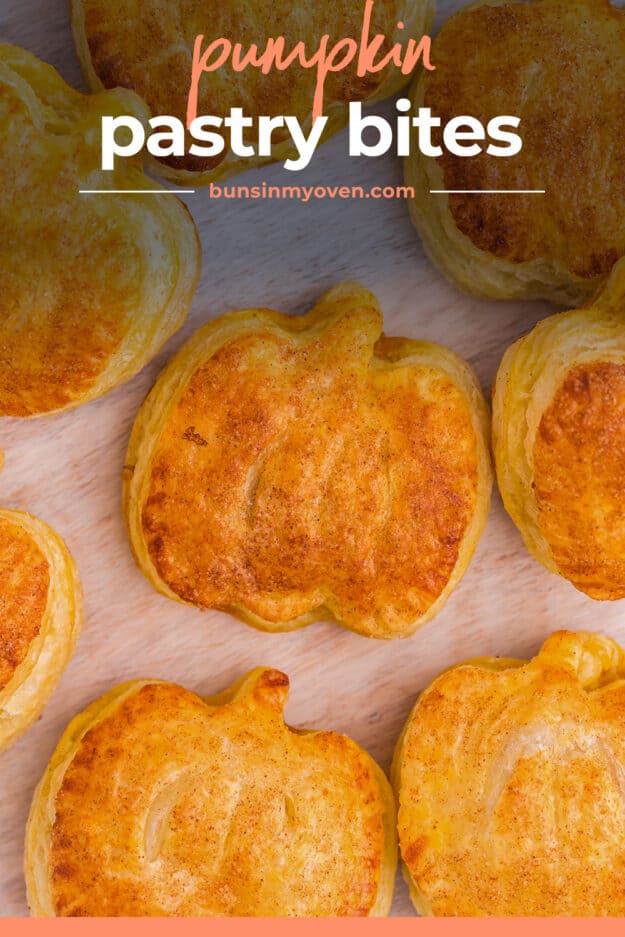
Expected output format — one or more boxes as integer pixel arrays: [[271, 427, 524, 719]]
[[430, 189, 545, 195], [79, 189, 196, 195]]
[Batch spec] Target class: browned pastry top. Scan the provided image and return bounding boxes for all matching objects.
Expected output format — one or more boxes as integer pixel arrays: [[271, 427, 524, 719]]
[[0, 516, 48, 691], [42, 669, 394, 916], [534, 360, 625, 599], [0, 60, 126, 415], [0, 44, 199, 417], [136, 297, 483, 637], [397, 631, 625, 916], [423, 0, 625, 279]]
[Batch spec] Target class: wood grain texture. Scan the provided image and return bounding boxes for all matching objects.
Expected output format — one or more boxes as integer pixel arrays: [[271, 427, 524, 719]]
[[2, 0, 625, 917]]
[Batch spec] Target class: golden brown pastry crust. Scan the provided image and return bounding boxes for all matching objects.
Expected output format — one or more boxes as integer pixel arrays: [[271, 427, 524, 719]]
[[72, 0, 435, 184], [26, 667, 397, 917], [406, 0, 625, 303], [0, 44, 200, 418], [0, 510, 82, 754], [493, 257, 625, 599], [393, 630, 625, 916], [123, 283, 492, 639]]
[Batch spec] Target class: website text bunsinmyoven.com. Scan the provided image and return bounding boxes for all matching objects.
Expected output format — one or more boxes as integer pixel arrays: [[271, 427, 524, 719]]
[[207, 182, 415, 202]]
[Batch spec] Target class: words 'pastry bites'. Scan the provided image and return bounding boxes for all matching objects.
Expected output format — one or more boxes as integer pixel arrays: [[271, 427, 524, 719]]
[[26, 667, 397, 916], [393, 630, 625, 916], [406, 0, 625, 304], [0, 44, 200, 418], [123, 283, 492, 639], [0, 510, 82, 754], [493, 259, 625, 600], [72, 0, 435, 185]]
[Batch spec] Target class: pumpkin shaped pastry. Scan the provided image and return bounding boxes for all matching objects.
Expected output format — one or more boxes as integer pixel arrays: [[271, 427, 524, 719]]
[[394, 630, 625, 916], [71, 0, 435, 185], [26, 667, 397, 916], [123, 283, 492, 639], [0, 44, 200, 418], [0, 510, 82, 754], [406, 0, 625, 305], [493, 258, 625, 600]]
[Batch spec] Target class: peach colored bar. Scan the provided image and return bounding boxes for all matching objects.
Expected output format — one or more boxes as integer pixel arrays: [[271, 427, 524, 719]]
[[2, 921, 624, 934]]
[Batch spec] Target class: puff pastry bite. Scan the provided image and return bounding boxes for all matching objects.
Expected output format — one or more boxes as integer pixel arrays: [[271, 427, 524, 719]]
[[26, 667, 396, 916], [72, 0, 434, 185], [493, 260, 625, 599], [0, 510, 82, 754], [123, 283, 492, 639], [0, 44, 200, 418], [394, 630, 625, 916], [406, 0, 625, 304]]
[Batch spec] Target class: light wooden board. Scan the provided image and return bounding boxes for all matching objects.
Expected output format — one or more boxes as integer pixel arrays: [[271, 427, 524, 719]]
[[2, 0, 624, 917]]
